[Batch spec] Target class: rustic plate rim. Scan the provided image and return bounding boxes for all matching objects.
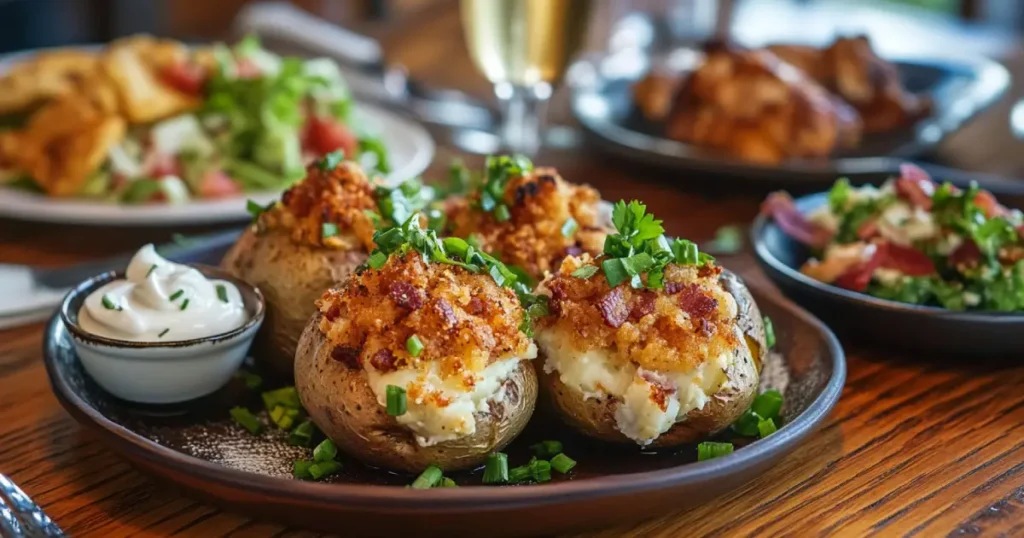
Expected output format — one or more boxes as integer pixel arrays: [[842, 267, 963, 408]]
[[43, 284, 845, 512]]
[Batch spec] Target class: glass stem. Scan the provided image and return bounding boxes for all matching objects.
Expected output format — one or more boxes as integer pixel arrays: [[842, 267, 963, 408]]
[[496, 83, 548, 155]]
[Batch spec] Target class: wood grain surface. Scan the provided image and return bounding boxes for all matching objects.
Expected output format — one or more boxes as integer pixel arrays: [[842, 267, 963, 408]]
[[1, 2, 1023, 537]]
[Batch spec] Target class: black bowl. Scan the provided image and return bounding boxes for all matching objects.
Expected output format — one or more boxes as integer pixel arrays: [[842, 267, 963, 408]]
[[752, 192, 1024, 358]]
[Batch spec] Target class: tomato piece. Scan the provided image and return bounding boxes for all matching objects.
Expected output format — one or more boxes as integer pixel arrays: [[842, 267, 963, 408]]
[[834, 247, 884, 292], [303, 116, 359, 161], [879, 242, 935, 276], [948, 240, 982, 268], [199, 170, 242, 199], [973, 190, 1009, 219], [160, 62, 206, 95], [894, 164, 936, 210], [143, 152, 181, 178]]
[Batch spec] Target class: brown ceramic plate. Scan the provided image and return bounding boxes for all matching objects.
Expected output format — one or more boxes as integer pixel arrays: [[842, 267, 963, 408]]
[[43, 284, 844, 537]]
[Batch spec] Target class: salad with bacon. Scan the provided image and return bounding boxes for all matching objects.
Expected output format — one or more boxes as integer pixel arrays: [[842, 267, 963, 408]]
[[763, 164, 1024, 311], [0, 35, 388, 203]]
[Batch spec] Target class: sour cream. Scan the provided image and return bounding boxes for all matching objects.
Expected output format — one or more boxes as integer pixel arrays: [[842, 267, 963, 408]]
[[79, 244, 247, 342]]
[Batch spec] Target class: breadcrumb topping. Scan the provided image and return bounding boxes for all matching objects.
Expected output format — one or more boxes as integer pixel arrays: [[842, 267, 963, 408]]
[[446, 167, 609, 279], [316, 252, 533, 390], [260, 161, 378, 250], [538, 254, 740, 373]]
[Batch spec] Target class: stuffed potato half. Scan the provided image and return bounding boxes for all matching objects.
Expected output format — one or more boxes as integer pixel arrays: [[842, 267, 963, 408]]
[[222, 160, 378, 375], [294, 238, 540, 473], [535, 218, 767, 447]]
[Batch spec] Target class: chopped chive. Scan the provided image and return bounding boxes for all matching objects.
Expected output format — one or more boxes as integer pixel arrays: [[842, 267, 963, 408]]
[[321, 222, 339, 239], [288, 420, 316, 447], [235, 370, 262, 390], [758, 418, 778, 438], [494, 204, 511, 222], [158, 328, 170, 338], [270, 405, 301, 430], [530, 459, 552, 483], [308, 460, 342, 480], [367, 251, 388, 269], [530, 440, 563, 459], [229, 407, 262, 435], [386, 385, 407, 416], [550, 453, 576, 474], [406, 335, 424, 358], [313, 439, 338, 463], [216, 284, 229, 303], [561, 217, 578, 237], [508, 464, 532, 484], [146, 264, 158, 277], [438, 477, 458, 488], [482, 452, 509, 484], [410, 465, 443, 489], [101, 294, 122, 311], [246, 199, 273, 223], [318, 150, 344, 171], [697, 441, 734, 461], [731, 409, 761, 437], [293, 459, 314, 479], [262, 386, 301, 411], [169, 289, 184, 301], [570, 265, 599, 279], [764, 316, 776, 348], [602, 258, 629, 288], [179, 298, 190, 311], [752, 389, 783, 422]]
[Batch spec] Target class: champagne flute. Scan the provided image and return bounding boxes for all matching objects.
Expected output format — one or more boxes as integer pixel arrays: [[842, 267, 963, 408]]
[[461, 0, 594, 155]]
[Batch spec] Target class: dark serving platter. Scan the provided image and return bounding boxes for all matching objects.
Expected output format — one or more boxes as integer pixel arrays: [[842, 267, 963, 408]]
[[753, 192, 1024, 358], [573, 50, 1011, 189], [43, 284, 844, 537]]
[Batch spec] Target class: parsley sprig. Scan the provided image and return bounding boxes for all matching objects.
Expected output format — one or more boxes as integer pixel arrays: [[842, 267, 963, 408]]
[[373, 178, 438, 230], [365, 214, 548, 334], [478, 155, 534, 222], [591, 201, 714, 289]]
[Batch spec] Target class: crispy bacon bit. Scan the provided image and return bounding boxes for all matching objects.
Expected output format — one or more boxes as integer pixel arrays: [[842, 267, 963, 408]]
[[857, 217, 880, 240], [639, 370, 677, 412], [698, 264, 721, 279], [565, 244, 584, 257], [761, 192, 833, 248], [698, 318, 715, 336], [629, 291, 657, 321], [435, 299, 458, 326], [949, 240, 982, 268], [597, 287, 629, 328], [369, 349, 398, 372], [537, 173, 557, 185], [466, 297, 485, 315], [664, 281, 685, 295], [513, 180, 540, 206], [879, 242, 935, 276], [834, 247, 884, 292], [678, 284, 718, 320], [331, 346, 360, 369], [389, 281, 424, 310], [895, 163, 936, 210], [324, 302, 342, 322]]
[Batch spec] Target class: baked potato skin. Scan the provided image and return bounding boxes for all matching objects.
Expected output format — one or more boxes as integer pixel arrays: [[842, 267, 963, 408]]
[[221, 227, 366, 376], [541, 270, 766, 447], [294, 316, 539, 473]]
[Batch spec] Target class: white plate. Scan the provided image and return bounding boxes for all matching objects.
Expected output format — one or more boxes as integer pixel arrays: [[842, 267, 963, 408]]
[[0, 102, 434, 226]]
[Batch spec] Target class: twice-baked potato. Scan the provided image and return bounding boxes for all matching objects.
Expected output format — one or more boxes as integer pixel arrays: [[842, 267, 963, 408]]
[[445, 157, 610, 281], [535, 246, 766, 447], [294, 239, 539, 473], [222, 160, 378, 375]]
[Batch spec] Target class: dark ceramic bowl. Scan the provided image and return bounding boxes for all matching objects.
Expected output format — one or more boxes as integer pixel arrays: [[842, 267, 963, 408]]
[[43, 283, 844, 537], [752, 192, 1024, 357]]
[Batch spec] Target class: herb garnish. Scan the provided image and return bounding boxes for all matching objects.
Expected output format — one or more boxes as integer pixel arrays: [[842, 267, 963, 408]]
[[146, 264, 158, 278], [561, 217, 578, 238], [374, 178, 437, 229], [179, 298, 190, 311], [169, 289, 184, 301], [158, 328, 170, 338], [246, 199, 274, 223], [101, 294, 122, 311], [570, 265, 599, 279], [318, 150, 344, 171], [478, 155, 533, 221], [216, 284, 229, 303], [321, 222, 339, 239]]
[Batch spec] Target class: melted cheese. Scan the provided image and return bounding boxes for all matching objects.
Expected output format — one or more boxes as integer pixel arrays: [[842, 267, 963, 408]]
[[364, 343, 537, 447]]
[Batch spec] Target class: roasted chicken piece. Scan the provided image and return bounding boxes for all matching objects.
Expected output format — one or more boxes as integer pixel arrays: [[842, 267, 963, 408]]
[[0, 50, 100, 116], [101, 36, 200, 124], [768, 36, 930, 133], [663, 43, 861, 164]]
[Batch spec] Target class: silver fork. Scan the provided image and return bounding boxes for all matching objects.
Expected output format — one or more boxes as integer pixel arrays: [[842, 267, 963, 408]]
[[0, 474, 65, 537]]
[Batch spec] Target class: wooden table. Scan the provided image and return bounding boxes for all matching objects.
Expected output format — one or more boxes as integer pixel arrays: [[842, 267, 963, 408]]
[[2, 3, 1023, 537]]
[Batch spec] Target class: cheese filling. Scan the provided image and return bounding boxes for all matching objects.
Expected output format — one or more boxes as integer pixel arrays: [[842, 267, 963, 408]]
[[364, 343, 537, 447], [536, 329, 732, 446]]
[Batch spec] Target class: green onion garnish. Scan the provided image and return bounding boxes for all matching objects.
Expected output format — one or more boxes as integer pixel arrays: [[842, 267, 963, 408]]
[[367, 251, 388, 269], [550, 453, 576, 474], [293, 460, 313, 479], [179, 298, 190, 311], [561, 217, 578, 237], [482, 452, 509, 484], [508, 464, 531, 484], [270, 405, 301, 430], [386, 385, 407, 416], [229, 406, 262, 435], [169, 289, 184, 301], [216, 284, 229, 303], [752, 389, 783, 422], [322, 222, 339, 239], [758, 418, 778, 438], [101, 294, 121, 311], [570, 265, 599, 279], [531, 459, 552, 483], [438, 477, 458, 488], [288, 420, 316, 447], [158, 328, 169, 338], [262, 386, 301, 411], [313, 439, 338, 463], [308, 460, 342, 480], [318, 150, 344, 171], [731, 409, 761, 437], [530, 440, 563, 459], [764, 316, 776, 349], [410, 465, 443, 489], [235, 370, 262, 390], [697, 442, 734, 461], [406, 335, 424, 357], [704, 225, 743, 255], [246, 199, 273, 223], [146, 264, 158, 277], [494, 204, 511, 222]]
